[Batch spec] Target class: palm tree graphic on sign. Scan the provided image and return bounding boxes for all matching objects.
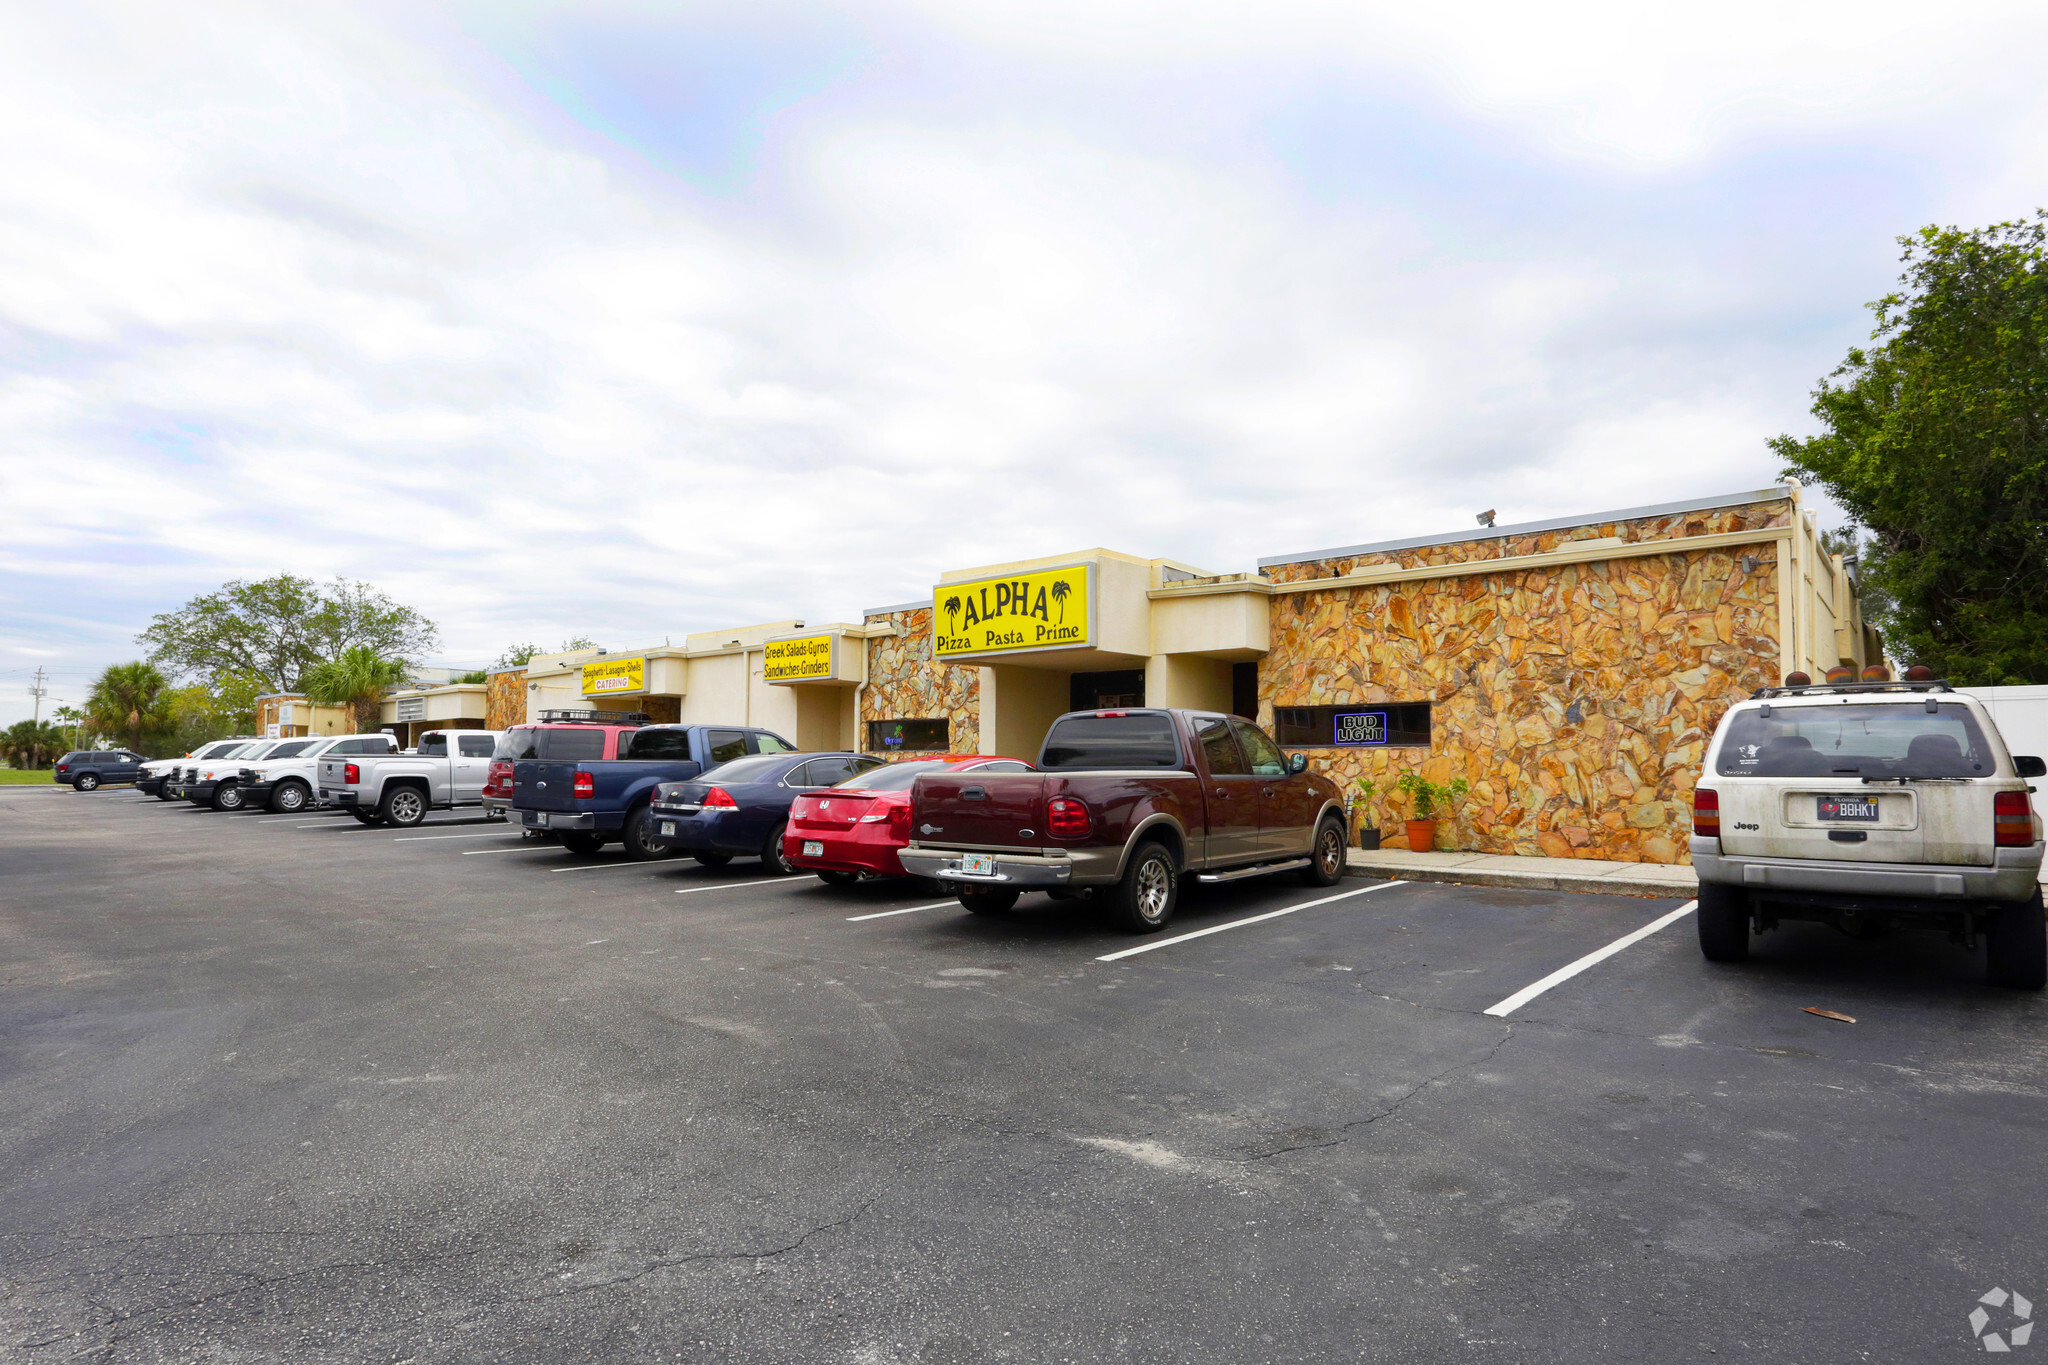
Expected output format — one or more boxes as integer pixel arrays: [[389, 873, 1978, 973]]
[[943, 596, 961, 634], [1050, 579, 1071, 624]]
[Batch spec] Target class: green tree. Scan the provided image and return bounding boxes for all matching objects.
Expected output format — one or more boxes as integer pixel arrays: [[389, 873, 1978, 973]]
[[2, 720, 66, 768], [302, 646, 409, 735], [492, 638, 596, 669], [85, 662, 174, 752], [451, 669, 489, 685], [1773, 212, 2048, 684], [138, 575, 438, 693], [49, 705, 88, 755]]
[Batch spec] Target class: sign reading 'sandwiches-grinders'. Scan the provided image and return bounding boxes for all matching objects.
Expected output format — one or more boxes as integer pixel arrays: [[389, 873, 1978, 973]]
[[934, 565, 1091, 658], [762, 634, 836, 682]]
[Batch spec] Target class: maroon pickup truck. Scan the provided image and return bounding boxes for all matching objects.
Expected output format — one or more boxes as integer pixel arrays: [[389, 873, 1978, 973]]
[[897, 708, 1347, 932]]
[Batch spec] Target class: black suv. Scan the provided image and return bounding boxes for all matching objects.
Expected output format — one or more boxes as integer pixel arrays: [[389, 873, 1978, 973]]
[[54, 750, 144, 790]]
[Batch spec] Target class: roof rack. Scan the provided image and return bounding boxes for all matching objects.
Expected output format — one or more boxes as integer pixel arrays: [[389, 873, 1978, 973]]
[[1751, 680, 1954, 699], [537, 708, 652, 725]]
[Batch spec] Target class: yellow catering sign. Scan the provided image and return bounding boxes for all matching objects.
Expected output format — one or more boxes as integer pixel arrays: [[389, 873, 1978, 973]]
[[934, 564, 1091, 658], [580, 657, 646, 696], [763, 634, 836, 682]]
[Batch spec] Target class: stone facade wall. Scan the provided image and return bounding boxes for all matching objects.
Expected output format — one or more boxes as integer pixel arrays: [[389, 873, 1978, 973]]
[[486, 669, 527, 731], [860, 608, 980, 755], [1261, 500, 1792, 863]]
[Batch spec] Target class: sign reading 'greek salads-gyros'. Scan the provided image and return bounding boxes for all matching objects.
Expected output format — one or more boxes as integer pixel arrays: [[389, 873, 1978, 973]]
[[934, 565, 1091, 658], [763, 634, 835, 682], [580, 656, 645, 696]]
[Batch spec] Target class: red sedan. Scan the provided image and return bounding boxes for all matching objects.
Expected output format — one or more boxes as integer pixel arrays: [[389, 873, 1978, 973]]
[[785, 754, 1033, 885]]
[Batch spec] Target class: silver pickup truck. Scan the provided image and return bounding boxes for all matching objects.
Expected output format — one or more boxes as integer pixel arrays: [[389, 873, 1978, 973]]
[[317, 729, 502, 826]]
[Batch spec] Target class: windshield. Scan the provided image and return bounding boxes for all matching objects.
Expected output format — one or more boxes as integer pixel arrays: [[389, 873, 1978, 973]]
[[696, 755, 789, 785], [266, 740, 315, 759], [1040, 714, 1184, 770], [1717, 702, 1996, 779], [836, 760, 947, 792]]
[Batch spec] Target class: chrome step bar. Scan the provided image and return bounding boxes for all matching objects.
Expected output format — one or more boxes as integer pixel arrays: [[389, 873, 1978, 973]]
[[1196, 856, 1310, 884]]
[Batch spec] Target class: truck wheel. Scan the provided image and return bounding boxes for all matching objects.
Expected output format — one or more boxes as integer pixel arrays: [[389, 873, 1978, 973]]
[[1696, 881, 1750, 962], [561, 832, 606, 856], [379, 786, 427, 827], [695, 853, 732, 868], [155, 785, 176, 801], [761, 822, 796, 875], [620, 806, 673, 861], [1299, 816, 1347, 886], [1109, 840, 1180, 933], [212, 782, 245, 812], [269, 780, 310, 813], [959, 888, 1020, 914], [75, 772, 99, 791], [817, 871, 859, 887], [351, 809, 383, 826], [1986, 888, 2047, 990]]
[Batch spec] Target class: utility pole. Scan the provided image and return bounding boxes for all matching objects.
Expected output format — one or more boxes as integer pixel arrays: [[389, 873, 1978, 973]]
[[29, 668, 47, 725]]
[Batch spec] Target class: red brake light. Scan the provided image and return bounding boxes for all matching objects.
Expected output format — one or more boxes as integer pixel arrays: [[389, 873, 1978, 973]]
[[1994, 791, 2033, 847], [1096, 711, 1128, 718], [702, 787, 738, 808], [344, 763, 360, 784], [1047, 795, 1092, 838], [573, 770, 595, 799], [886, 803, 911, 841], [1692, 788, 1720, 838]]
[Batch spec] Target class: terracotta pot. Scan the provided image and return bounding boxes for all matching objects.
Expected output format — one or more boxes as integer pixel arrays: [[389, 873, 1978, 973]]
[[1404, 818, 1438, 852]]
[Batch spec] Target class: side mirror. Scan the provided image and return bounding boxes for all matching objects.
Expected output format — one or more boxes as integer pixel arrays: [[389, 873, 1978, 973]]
[[2016, 756, 2046, 779], [1288, 752, 1308, 774]]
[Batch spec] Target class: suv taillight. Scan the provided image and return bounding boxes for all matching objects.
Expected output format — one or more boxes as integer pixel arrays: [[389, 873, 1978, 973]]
[[573, 770, 596, 799], [344, 763, 360, 784], [1047, 795, 1092, 838], [1994, 791, 2033, 847], [702, 787, 738, 808], [1692, 788, 1720, 838]]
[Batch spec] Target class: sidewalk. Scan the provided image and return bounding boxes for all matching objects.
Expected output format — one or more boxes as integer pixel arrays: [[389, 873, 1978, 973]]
[[1344, 847, 1697, 898]]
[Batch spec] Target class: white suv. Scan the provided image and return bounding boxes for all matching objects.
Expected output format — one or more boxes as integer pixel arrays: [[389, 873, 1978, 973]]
[[1693, 679, 2045, 988]]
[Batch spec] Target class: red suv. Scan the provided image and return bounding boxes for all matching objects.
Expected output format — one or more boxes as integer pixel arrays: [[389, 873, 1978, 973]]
[[485, 711, 648, 821]]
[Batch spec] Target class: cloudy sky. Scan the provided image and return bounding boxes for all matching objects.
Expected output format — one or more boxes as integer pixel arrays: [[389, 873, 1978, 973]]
[[3, 0, 2044, 722]]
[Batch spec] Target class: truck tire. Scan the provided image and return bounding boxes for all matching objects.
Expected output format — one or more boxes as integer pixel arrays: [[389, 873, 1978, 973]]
[[1108, 840, 1180, 933], [959, 888, 1020, 914], [561, 832, 606, 856], [620, 805, 672, 861], [211, 782, 245, 812], [351, 809, 383, 825], [761, 822, 796, 875], [74, 772, 99, 791], [1299, 815, 1347, 886], [269, 780, 310, 813], [1986, 887, 2047, 990], [379, 785, 427, 827], [695, 853, 732, 868], [1696, 881, 1750, 962], [155, 784, 176, 801]]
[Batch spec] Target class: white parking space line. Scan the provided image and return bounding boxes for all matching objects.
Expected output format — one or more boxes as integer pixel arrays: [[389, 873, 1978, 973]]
[[1094, 881, 1409, 963], [393, 832, 524, 842], [846, 901, 957, 922], [552, 861, 666, 873], [674, 877, 804, 895], [462, 845, 555, 855], [1481, 901, 1698, 1018]]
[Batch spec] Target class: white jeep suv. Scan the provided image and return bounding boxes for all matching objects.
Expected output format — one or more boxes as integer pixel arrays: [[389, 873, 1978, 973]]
[[1693, 679, 2045, 988]]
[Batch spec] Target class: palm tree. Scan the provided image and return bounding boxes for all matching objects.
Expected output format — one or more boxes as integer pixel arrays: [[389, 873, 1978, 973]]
[[86, 662, 172, 752], [303, 646, 409, 735], [943, 596, 961, 634], [1050, 579, 1071, 625]]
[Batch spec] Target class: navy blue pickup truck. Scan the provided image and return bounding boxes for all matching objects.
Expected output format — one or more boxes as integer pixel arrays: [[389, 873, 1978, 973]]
[[511, 723, 801, 859]]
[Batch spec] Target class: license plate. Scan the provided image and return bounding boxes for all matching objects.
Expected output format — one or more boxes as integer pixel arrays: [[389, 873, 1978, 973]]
[[803, 840, 824, 857], [1817, 796, 1879, 822], [532, 812, 550, 827], [662, 822, 676, 837], [961, 853, 995, 876]]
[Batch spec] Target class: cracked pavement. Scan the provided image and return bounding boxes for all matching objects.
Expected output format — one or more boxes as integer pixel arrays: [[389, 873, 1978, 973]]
[[2, 787, 2045, 1361]]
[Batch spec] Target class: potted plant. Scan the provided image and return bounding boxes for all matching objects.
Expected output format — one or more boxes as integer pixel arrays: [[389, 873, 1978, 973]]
[[1395, 773, 1469, 852], [1351, 777, 1380, 850]]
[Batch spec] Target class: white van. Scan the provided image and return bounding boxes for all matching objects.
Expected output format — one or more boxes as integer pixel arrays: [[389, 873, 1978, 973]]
[[1692, 678, 2045, 988]]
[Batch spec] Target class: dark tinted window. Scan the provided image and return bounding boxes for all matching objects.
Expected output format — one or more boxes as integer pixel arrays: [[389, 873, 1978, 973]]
[[697, 754, 790, 784], [1716, 703, 1995, 778], [1273, 703, 1431, 748], [1193, 715, 1248, 775], [328, 737, 387, 756], [626, 727, 695, 760], [1039, 713, 1184, 770], [707, 730, 748, 764], [418, 735, 449, 757], [268, 741, 314, 758], [1230, 719, 1287, 776], [868, 719, 948, 753], [799, 757, 862, 787], [458, 735, 495, 758], [495, 728, 538, 760], [839, 760, 945, 792], [537, 729, 606, 761]]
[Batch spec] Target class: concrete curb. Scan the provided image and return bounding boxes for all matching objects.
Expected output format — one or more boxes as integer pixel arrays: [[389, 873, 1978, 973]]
[[1342, 860, 1696, 900]]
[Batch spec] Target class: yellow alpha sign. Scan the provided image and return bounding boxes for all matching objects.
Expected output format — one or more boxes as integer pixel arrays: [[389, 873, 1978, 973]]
[[934, 564, 1091, 658], [580, 656, 645, 696], [763, 634, 835, 683]]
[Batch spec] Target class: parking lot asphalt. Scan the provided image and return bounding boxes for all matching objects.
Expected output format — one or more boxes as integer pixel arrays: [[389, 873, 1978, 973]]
[[3, 786, 2045, 1363]]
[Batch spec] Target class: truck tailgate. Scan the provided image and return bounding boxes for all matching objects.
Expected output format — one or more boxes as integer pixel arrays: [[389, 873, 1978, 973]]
[[911, 774, 1048, 848], [514, 760, 583, 813]]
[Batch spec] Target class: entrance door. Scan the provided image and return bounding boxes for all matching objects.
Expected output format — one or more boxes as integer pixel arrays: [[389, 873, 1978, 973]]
[[1190, 714, 1260, 865], [1230, 717, 1318, 856], [1071, 670, 1146, 712]]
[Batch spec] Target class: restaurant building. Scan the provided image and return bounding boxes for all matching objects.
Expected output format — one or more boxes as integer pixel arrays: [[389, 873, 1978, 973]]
[[470, 482, 1877, 864]]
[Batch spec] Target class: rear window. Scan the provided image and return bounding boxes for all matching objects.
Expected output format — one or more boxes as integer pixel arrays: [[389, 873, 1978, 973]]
[[625, 728, 694, 760], [419, 735, 448, 757], [497, 726, 609, 761], [697, 754, 789, 784], [1717, 702, 1997, 779], [1039, 714, 1185, 770], [839, 760, 947, 792]]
